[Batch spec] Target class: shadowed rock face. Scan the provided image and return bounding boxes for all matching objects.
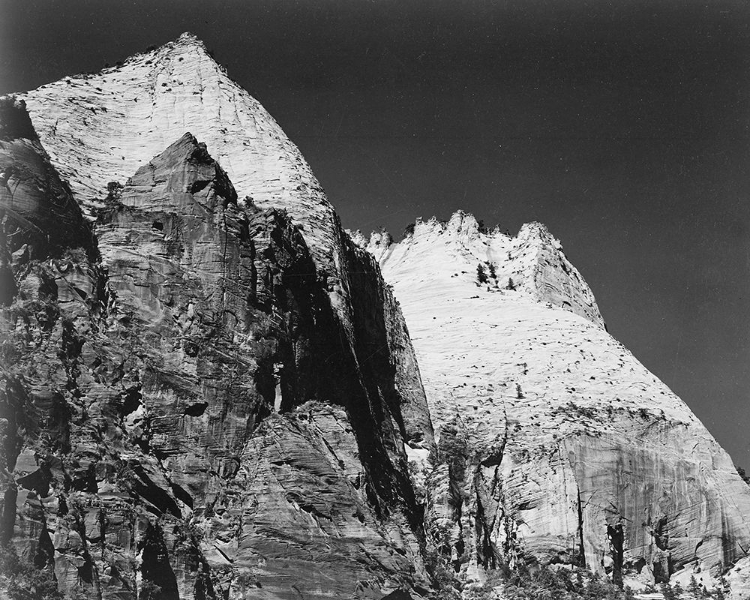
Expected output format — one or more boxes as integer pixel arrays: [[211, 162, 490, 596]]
[[14, 39, 434, 484], [7, 30, 750, 600], [0, 98, 96, 307], [0, 126, 432, 599], [18, 33, 354, 338]]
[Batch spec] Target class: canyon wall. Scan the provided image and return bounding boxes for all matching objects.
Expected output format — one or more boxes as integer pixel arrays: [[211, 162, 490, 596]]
[[0, 94, 431, 599], [362, 212, 750, 592], [4, 31, 750, 600]]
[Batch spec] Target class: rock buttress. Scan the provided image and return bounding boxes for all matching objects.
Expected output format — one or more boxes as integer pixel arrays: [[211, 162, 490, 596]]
[[0, 130, 432, 599]]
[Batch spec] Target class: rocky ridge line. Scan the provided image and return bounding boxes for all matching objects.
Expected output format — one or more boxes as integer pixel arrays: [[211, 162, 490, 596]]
[[351, 210, 603, 328], [15, 32, 362, 342]]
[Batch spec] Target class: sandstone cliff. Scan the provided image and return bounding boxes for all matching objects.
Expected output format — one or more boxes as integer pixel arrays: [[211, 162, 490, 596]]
[[359, 211, 750, 594], [0, 87, 432, 599], [17, 32, 368, 363], [4, 30, 750, 600]]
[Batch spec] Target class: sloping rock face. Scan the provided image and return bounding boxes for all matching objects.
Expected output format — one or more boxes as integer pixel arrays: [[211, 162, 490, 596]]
[[16, 32, 409, 412], [0, 98, 96, 306], [360, 211, 750, 590], [17, 33, 346, 310], [7, 29, 750, 600], [0, 95, 433, 599], [9, 31, 433, 449]]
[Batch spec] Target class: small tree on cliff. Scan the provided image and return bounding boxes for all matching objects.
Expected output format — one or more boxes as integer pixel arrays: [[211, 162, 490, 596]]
[[488, 262, 497, 280], [661, 582, 682, 600], [686, 576, 699, 595], [736, 465, 750, 485], [477, 263, 488, 284], [672, 581, 684, 598], [0, 544, 63, 600]]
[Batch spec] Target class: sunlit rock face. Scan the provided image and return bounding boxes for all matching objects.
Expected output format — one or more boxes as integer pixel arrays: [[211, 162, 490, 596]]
[[17, 32, 360, 341], [5, 28, 750, 600], [18, 33, 328, 253], [0, 71, 432, 598], [13, 30, 432, 461], [359, 211, 750, 590]]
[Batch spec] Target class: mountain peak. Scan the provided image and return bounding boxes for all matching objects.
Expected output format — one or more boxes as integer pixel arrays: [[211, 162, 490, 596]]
[[119, 132, 238, 213], [360, 211, 604, 327], [445, 209, 480, 233], [176, 31, 202, 45], [404, 210, 488, 240], [374, 208, 750, 589], [16, 34, 340, 277], [161, 31, 213, 59]]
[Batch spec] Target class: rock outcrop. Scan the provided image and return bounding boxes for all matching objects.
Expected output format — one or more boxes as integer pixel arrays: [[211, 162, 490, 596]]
[[0, 82, 432, 599], [17, 32, 371, 369], [18, 34, 328, 248], [4, 30, 750, 600], [360, 211, 750, 592]]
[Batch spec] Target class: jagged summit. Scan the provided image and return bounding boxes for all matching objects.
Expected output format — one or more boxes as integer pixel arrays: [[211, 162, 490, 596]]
[[101, 31, 210, 72], [175, 31, 205, 46], [12, 32, 375, 351], [352, 209, 604, 327], [117, 132, 239, 213]]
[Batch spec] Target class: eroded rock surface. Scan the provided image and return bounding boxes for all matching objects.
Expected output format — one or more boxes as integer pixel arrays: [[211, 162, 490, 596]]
[[362, 211, 750, 592], [17, 33, 350, 318], [4, 30, 750, 600], [0, 122, 431, 599]]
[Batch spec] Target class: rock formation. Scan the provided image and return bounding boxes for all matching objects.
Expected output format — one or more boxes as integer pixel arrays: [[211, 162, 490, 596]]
[[3, 30, 750, 600], [356, 211, 750, 594], [0, 43, 432, 598]]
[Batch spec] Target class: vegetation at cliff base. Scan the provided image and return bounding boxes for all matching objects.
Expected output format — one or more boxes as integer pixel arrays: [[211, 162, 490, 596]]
[[462, 564, 635, 600], [0, 545, 63, 600], [452, 562, 724, 600]]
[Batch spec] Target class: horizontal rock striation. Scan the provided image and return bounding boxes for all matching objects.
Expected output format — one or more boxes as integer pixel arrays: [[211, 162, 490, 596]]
[[0, 122, 432, 599], [362, 211, 750, 591]]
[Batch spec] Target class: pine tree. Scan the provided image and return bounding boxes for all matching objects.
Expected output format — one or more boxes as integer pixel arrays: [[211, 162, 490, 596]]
[[687, 575, 701, 597], [661, 582, 676, 600], [477, 263, 488, 284], [672, 581, 684, 599]]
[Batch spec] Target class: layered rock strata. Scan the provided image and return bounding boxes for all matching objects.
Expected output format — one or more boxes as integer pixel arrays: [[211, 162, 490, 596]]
[[360, 211, 750, 591], [17, 32, 371, 376], [0, 98, 432, 599], [5, 29, 750, 600]]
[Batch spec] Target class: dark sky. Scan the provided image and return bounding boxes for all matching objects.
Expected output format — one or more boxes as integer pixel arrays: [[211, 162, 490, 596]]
[[3, 0, 750, 465]]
